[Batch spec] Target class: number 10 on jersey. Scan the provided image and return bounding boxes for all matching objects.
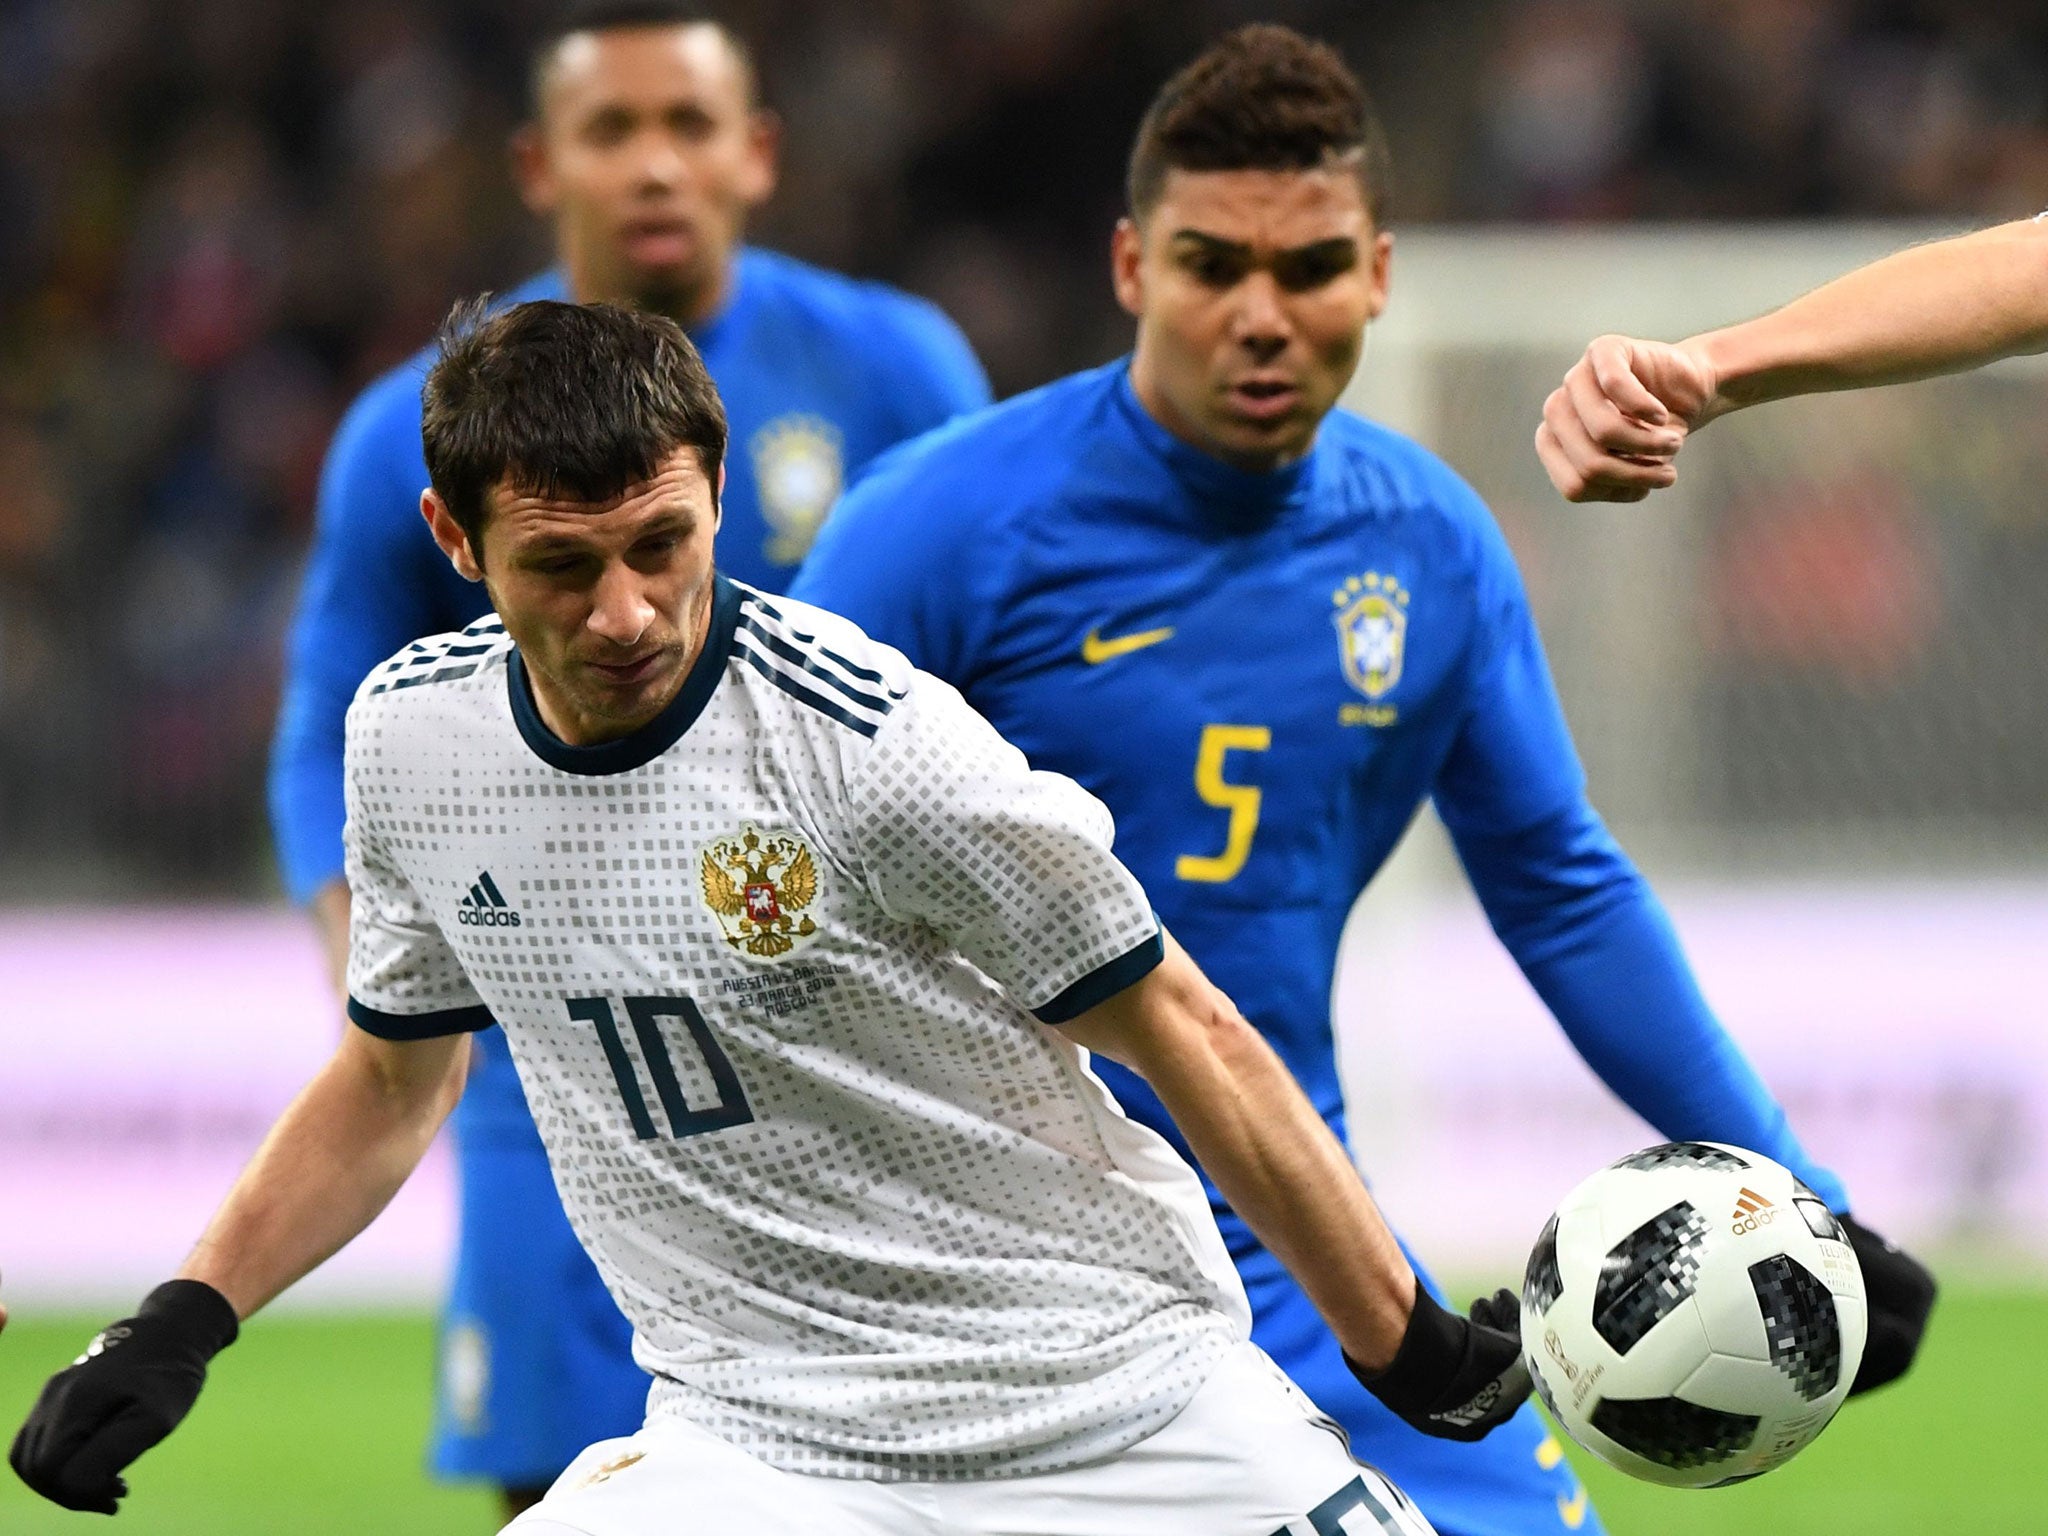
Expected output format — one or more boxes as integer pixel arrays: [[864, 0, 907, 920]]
[[568, 995, 756, 1141]]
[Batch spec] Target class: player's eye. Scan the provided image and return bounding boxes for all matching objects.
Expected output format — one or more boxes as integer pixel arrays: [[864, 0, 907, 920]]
[[524, 552, 590, 578], [582, 108, 637, 148], [1273, 245, 1358, 293], [1180, 250, 1247, 288], [666, 104, 716, 142]]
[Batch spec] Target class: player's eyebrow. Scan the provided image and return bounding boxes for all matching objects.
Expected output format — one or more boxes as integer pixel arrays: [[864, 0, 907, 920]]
[[1275, 235, 1357, 263], [512, 508, 691, 560], [1170, 230, 1252, 260], [578, 92, 714, 122], [638, 506, 696, 540], [515, 532, 599, 559], [1169, 230, 1358, 263]]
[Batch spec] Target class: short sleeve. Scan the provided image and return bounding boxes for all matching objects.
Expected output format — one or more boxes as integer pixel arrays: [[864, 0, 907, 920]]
[[846, 673, 1161, 1022], [341, 704, 491, 1039]]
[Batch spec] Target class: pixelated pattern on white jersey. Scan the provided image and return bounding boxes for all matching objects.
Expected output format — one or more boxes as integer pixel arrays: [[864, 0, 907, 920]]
[[343, 578, 1246, 1480]]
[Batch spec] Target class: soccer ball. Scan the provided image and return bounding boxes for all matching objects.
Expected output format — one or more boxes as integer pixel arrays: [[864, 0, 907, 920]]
[[1520, 1142, 1866, 1488]]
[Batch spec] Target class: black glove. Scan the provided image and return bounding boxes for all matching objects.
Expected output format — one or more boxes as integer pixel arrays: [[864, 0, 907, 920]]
[[1347, 1285, 1530, 1441], [10, 1279, 239, 1513], [1842, 1213, 1935, 1395]]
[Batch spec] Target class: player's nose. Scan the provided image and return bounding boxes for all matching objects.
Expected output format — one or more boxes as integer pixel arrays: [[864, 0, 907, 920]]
[[630, 129, 688, 191], [586, 562, 657, 647], [1227, 272, 1291, 351]]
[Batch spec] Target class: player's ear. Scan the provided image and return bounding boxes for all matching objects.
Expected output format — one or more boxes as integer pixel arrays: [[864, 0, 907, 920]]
[[510, 121, 558, 218], [422, 489, 485, 582], [1111, 217, 1145, 319], [1363, 229, 1393, 323], [740, 107, 781, 209]]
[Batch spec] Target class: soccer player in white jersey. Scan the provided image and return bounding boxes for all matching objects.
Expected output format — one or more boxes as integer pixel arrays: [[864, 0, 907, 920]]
[[1537, 213, 2048, 504], [11, 299, 1531, 1533]]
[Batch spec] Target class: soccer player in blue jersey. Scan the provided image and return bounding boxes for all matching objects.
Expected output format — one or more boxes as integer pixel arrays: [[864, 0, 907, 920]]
[[795, 26, 1934, 1536], [268, 3, 987, 1515]]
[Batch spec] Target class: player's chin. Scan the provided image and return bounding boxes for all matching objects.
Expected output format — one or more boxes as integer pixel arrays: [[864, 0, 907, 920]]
[[577, 659, 686, 721], [1215, 409, 1315, 464], [615, 264, 699, 315]]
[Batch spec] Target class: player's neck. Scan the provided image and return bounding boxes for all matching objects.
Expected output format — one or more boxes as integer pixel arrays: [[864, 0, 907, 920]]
[[1125, 357, 1313, 478], [570, 261, 735, 333]]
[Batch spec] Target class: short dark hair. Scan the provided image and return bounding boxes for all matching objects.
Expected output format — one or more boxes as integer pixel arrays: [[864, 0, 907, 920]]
[[527, 2, 759, 116], [1126, 24, 1391, 226], [422, 298, 728, 549]]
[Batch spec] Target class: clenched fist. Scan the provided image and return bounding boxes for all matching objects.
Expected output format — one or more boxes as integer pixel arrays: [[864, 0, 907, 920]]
[[1536, 334, 1720, 503]]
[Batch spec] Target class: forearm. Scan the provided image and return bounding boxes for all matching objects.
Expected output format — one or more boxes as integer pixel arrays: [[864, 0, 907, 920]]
[[1065, 940, 1414, 1370], [1460, 810, 1846, 1209], [1692, 218, 2048, 416], [179, 1029, 467, 1317], [308, 879, 351, 994]]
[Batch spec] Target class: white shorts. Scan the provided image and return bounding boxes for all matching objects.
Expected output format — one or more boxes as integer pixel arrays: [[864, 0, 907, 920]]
[[505, 1340, 1437, 1536]]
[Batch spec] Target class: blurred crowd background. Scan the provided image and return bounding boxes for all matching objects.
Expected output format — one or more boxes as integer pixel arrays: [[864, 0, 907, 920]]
[[3, 0, 2048, 894]]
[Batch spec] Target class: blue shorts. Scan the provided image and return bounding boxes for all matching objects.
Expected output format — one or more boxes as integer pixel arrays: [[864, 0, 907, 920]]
[[431, 1032, 650, 1489], [1242, 1238, 1603, 1536]]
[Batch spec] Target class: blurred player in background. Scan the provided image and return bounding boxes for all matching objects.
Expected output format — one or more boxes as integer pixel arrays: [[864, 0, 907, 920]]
[[267, 1, 987, 1516], [13, 299, 1528, 1532], [794, 26, 1935, 1536], [1537, 214, 2048, 503]]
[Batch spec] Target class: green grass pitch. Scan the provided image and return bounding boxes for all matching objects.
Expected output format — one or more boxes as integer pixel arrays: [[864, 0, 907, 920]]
[[0, 1285, 2038, 1534]]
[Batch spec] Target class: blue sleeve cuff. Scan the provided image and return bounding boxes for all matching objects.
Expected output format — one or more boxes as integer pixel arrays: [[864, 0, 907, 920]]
[[347, 998, 496, 1040], [1034, 931, 1165, 1024]]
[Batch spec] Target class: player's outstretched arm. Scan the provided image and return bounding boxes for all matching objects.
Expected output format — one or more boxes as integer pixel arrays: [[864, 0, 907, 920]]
[[9, 1027, 468, 1513], [1061, 934, 1530, 1441], [177, 1026, 470, 1315], [1539, 216, 2048, 503]]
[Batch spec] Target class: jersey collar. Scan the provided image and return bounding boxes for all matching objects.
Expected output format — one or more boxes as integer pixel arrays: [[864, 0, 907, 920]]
[[531, 251, 753, 353], [508, 573, 742, 775], [685, 247, 753, 356], [1113, 363, 1321, 526]]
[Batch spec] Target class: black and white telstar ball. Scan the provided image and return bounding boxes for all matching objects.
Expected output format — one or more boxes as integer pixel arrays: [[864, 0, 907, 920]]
[[1521, 1142, 1867, 1488]]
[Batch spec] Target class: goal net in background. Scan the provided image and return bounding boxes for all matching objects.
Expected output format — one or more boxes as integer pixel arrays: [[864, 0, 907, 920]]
[[1335, 225, 2048, 1276]]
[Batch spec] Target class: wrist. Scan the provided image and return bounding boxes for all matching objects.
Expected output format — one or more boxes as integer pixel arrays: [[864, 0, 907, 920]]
[[1686, 311, 1828, 421], [1348, 1285, 1458, 1400], [1676, 330, 1743, 424], [139, 1279, 240, 1356]]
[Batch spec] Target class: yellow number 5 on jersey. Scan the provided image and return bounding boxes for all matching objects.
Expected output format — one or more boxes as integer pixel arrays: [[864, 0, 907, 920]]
[[1175, 724, 1271, 883]]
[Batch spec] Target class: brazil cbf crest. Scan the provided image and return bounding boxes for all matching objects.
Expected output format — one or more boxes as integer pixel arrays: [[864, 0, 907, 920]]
[[700, 823, 821, 960], [751, 414, 844, 566], [1333, 572, 1410, 701]]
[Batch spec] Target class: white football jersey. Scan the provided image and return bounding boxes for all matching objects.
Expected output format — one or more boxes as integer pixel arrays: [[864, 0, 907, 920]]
[[343, 577, 1249, 1480]]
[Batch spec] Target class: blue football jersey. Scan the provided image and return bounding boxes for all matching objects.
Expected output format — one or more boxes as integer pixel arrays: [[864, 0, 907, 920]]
[[271, 249, 990, 1141], [793, 361, 1845, 1225]]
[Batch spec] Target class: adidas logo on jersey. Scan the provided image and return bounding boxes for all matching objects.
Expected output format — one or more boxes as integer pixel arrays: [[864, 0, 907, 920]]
[[458, 872, 522, 927], [1730, 1187, 1777, 1234]]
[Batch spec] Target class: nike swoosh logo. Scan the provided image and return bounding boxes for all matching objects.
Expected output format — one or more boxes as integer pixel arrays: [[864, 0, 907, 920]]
[[1556, 1487, 1589, 1529], [1081, 625, 1175, 664]]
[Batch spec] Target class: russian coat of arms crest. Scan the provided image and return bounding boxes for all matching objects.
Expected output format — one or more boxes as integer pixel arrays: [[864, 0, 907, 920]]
[[1332, 571, 1411, 700], [699, 823, 821, 959]]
